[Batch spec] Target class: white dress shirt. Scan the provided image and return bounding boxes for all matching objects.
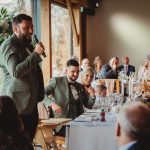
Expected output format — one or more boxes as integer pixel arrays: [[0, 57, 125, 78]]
[[67, 76, 79, 100], [124, 65, 128, 74]]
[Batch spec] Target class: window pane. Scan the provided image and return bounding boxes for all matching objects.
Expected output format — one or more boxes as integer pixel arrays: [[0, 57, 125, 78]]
[[0, 0, 32, 15], [51, 4, 71, 77]]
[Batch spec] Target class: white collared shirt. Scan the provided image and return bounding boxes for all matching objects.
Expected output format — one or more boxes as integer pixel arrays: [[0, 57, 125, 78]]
[[118, 141, 137, 150], [67, 76, 79, 100], [124, 65, 128, 74]]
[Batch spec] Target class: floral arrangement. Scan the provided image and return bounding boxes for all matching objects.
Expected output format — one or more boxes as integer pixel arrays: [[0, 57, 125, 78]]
[[0, 7, 14, 45]]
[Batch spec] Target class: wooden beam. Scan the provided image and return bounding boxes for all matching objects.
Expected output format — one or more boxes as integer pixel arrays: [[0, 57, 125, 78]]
[[66, 0, 79, 46], [52, 0, 88, 7], [41, 0, 52, 84]]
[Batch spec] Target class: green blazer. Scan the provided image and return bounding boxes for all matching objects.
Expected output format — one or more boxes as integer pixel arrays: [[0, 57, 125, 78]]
[[0, 34, 44, 115], [43, 76, 95, 118]]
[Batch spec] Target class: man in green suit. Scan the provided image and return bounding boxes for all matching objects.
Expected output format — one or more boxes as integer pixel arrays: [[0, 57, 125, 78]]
[[43, 59, 95, 136], [0, 14, 45, 140]]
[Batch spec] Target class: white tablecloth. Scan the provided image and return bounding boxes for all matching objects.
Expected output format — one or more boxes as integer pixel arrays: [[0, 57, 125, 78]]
[[66, 112, 117, 150]]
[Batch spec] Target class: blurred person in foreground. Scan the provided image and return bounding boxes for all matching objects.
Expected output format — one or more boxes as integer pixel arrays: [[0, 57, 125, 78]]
[[0, 96, 33, 150], [0, 14, 45, 141], [116, 101, 150, 150]]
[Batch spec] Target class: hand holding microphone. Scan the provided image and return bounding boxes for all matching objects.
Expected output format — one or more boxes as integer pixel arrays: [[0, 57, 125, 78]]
[[32, 34, 46, 58]]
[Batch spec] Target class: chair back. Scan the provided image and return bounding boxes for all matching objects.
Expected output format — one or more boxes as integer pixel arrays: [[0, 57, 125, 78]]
[[37, 102, 50, 120], [98, 79, 120, 95]]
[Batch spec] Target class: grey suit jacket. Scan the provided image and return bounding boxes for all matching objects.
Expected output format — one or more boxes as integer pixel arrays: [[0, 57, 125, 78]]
[[0, 34, 44, 115], [43, 76, 95, 118]]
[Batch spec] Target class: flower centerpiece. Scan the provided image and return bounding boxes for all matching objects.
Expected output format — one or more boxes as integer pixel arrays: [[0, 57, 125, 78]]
[[0, 7, 14, 45]]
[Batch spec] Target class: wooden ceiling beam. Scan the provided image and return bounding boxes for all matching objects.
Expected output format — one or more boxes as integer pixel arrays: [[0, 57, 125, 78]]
[[66, 0, 79, 46], [52, 0, 88, 7]]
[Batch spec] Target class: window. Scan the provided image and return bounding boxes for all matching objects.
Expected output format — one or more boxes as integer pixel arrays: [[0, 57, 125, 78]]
[[0, 0, 32, 15], [51, 4, 72, 77]]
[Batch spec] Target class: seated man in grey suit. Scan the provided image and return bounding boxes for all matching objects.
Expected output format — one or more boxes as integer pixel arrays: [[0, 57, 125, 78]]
[[101, 57, 119, 79], [118, 56, 135, 76], [116, 101, 150, 150], [43, 59, 95, 136]]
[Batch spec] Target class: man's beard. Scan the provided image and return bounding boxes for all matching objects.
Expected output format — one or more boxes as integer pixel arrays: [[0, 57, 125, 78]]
[[19, 34, 32, 45]]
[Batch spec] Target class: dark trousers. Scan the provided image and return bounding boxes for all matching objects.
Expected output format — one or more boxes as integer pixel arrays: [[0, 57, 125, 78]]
[[55, 126, 66, 137], [20, 106, 39, 141]]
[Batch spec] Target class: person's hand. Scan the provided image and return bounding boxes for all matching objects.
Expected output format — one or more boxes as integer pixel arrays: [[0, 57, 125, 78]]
[[87, 87, 95, 97], [51, 103, 62, 114], [112, 63, 117, 70], [34, 42, 45, 55]]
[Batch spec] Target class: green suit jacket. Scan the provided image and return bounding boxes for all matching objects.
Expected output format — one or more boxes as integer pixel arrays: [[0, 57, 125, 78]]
[[43, 76, 95, 118], [0, 34, 44, 115]]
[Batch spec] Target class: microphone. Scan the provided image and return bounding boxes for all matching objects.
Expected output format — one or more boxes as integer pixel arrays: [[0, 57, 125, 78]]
[[32, 34, 46, 58]]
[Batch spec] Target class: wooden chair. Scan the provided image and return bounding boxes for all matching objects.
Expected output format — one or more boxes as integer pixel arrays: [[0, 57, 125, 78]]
[[98, 79, 120, 94], [35, 102, 68, 150], [34, 123, 67, 150]]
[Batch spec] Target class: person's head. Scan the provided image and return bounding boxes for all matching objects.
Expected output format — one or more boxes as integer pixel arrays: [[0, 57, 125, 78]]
[[0, 96, 22, 134], [66, 59, 79, 82], [115, 102, 150, 148], [109, 57, 119, 67], [12, 14, 33, 44], [95, 84, 107, 97], [81, 67, 94, 86], [93, 56, 102, 71], [81, 58, 90, 69], [122, 56, 129, 65], [115, 57, 119, 66], [71, 55, 79, 62], [147, 54, 150, 61], [144, 59, 149, 68]]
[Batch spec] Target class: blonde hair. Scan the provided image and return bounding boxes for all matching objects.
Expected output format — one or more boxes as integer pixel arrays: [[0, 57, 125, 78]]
[[81, 67, 94, 81], [93, 56, 102, 69]]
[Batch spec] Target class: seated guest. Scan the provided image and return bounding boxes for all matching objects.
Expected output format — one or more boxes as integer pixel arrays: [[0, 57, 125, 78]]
[[118, 56, 135, 76], [116, 57, 120, 66], [0, 96, 33, 150], [116, 101, 150, 150], [101, 57, 119, 79], [80, 58, 90, 72], [92, 84, 108, 109], [80, 67, 95, 98], [138, 59, 150, 80], [43, 59, 95, 136], [71, 55, 79, 62], [93, 56, 102, 80]]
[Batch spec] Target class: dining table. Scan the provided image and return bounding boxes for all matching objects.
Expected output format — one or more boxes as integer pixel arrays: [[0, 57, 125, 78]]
[[65, 109, 118, 150]]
